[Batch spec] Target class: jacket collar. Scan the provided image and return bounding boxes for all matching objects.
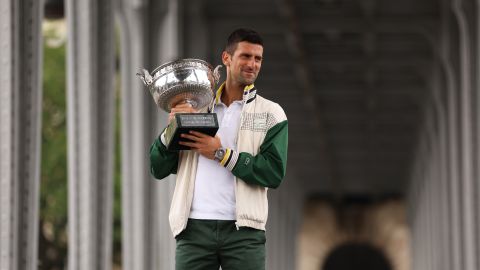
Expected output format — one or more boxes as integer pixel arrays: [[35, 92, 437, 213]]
[[208, 82, 257, 112]]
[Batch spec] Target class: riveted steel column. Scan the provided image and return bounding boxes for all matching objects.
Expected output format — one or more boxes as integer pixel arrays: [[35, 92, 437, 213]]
[[432, 60, 451, 270], [410, 145, 426, 270], [409, 130, 427, 270], [437, 1, 463, 268], [409, 88, 448, 270], [116, 0, 181, 269], [65, 0, 115, 269], [421, 112, 433, 270], [426, 103, 439, 270], [451, 1, 477, 268], [476, 1, 480, 268], [287, 179, 303, 270], [266, 188, 280, 270], [156, 1, 183, 268], [445, 43, 463, 270], [423, 124, 432, 270], [0, 0, 43, 269], [422, 108, 431, 270], [266, 172, 302, 270]]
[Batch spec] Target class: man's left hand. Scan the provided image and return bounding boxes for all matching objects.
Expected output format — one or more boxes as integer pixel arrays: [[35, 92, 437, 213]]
[[179, 131, 221, 160]]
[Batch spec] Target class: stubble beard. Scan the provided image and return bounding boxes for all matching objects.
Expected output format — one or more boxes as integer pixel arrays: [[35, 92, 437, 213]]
[[238, 72, 257, 86]]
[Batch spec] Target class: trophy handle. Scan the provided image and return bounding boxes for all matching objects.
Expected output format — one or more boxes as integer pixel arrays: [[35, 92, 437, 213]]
[[136, 68, 153, 86], [213, 65, 222, 85]]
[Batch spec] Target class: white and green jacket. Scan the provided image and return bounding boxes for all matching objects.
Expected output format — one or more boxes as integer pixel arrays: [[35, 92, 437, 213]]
[[149, 84, 288, 237]]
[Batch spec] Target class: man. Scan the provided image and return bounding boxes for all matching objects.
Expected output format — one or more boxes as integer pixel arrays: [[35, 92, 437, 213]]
[[149, 28, 288, 270]]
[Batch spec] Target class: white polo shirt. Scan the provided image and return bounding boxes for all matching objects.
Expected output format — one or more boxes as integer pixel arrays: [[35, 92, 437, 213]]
[[189, 100, 243, 220]]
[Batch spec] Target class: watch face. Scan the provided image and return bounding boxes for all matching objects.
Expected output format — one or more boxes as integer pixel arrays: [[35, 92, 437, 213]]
[[215, 148, 225, 161]]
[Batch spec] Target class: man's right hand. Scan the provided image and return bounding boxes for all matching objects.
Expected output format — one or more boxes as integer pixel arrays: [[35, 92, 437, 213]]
[[168, 102, 197, 122]]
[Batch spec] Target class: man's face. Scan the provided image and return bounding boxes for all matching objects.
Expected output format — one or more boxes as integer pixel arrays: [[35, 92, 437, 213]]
[[223, 41, 263, 86]]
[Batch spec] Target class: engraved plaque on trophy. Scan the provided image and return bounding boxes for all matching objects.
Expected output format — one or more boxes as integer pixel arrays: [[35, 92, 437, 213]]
[[164, 113, 219, 150]]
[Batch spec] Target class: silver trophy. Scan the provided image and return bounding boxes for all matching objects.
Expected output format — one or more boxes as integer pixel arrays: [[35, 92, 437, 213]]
[[137, 59, 222, 150]]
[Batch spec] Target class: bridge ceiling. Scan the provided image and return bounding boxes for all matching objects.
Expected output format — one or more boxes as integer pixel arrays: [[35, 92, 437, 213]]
[[196, 0, 438, 195]]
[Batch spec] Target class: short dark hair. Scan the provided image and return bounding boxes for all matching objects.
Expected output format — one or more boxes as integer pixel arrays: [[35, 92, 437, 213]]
[[225, 28, 263, 55]]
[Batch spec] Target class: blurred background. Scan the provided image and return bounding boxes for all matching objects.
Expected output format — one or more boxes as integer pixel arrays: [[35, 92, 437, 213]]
[[1, 0, 478, 269]]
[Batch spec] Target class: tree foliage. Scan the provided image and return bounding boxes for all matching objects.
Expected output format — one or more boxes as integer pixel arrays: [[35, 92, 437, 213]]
[[40, 23, 68, 270], [40, 21, 122, 269]]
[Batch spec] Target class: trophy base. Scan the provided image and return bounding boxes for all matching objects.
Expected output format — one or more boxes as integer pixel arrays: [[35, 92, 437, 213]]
[[164, 113, 219, 151]]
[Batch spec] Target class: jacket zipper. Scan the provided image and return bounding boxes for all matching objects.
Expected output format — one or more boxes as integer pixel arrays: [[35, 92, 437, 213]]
[[233, 88, 252, 231]]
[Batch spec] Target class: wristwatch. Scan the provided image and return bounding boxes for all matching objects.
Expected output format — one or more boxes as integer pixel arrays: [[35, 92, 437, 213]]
[[214, 148, 226, 162]]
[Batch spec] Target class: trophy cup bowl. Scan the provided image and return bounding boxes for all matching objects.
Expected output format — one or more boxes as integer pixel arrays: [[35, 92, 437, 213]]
[[137, 59, 222, 150]]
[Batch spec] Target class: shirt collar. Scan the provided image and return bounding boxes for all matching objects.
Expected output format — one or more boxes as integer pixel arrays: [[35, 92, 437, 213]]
[[214, 82, 257, 104], [210, 82, 257, 111]]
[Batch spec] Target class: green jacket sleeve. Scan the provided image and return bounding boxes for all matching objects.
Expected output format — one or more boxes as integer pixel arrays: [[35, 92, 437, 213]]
[[149, 135, 179, 179], [222, 120, 288, 189]]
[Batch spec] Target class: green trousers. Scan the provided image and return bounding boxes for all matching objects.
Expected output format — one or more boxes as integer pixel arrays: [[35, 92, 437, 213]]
[[175, 219, 266, 270]]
